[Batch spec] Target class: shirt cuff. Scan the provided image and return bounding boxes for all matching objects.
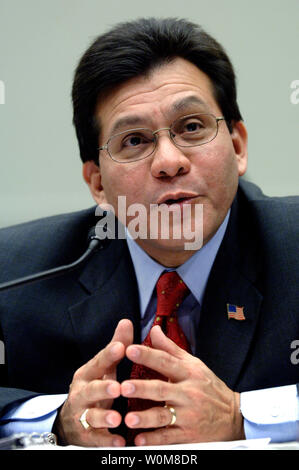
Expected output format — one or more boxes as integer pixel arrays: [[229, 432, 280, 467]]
[[0, 394, 67, 437], [240, 385, 299, 442]]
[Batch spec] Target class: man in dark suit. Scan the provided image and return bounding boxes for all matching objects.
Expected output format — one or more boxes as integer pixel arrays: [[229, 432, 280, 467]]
[[0, 18, 298, 447]]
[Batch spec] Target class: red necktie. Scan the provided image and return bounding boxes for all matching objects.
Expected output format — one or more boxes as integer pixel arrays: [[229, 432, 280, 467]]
[[127, 271, 190, 444]]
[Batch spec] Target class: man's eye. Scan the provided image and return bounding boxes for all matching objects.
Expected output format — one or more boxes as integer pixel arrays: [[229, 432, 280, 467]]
[[124, 135, 141, 146], [185, 121, 203, 132], [122, 134, 149, 147]]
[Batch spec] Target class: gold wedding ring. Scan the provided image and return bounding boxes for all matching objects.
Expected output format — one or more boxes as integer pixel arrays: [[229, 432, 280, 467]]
[[164, 404, 177, 426], [79, 408, 90, 430]]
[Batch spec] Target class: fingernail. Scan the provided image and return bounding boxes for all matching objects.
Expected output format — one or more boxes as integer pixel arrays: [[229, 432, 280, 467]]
[[106, 384, 118, 397], [129, 346, 140, 359], [112, 438, 123, 447], [106, 383, 120, 397], [122, 382, 135, 395], [129, 414, 140, 426], [106, 413, 117, 426], [137, 436, 146, 446]]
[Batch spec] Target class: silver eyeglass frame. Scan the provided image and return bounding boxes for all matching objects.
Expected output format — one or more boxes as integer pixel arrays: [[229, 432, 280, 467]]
[[98, 113, 225, 163]]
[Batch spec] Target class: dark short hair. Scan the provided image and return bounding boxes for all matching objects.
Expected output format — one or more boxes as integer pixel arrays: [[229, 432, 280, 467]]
[[72, 17, 242, 163]]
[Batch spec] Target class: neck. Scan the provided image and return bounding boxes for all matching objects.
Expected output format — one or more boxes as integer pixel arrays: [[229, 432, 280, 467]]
[[134, 239, 199, 267]]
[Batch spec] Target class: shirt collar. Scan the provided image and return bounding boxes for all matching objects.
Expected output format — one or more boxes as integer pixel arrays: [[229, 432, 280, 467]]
[[126, 210, 230, 317]]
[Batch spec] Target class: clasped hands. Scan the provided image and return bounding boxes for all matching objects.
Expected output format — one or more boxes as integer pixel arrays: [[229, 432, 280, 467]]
[[54, 319, 244, 447]]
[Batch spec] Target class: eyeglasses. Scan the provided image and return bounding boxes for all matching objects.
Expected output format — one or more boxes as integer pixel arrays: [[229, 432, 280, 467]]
[[99, 113, 225, 163]]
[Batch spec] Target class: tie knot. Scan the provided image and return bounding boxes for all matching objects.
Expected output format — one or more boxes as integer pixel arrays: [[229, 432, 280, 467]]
[[156, 271, 189, 317]]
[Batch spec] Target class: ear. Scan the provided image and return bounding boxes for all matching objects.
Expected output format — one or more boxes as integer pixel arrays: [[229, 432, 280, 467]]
[[231, 121, 248, 176], [82, 161, 108, 207]]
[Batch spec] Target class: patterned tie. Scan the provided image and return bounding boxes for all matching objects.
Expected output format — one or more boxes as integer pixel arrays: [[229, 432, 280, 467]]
[[126, 271, 190, 444]]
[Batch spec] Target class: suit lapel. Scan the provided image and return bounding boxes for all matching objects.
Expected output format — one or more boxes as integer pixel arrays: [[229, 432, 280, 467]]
[[68, 238, 141, 381], [196, 250, 263, 390], [196, 189, 264, 390]]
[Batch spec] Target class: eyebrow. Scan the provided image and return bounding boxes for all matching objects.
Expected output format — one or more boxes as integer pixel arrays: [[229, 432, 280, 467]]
[[172, 95, 209, 112], [109, 95, 210, 136], [110, 115, 146, 135]]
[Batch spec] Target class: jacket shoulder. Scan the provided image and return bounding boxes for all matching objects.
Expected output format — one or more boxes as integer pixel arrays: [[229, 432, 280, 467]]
[[239, 179, 299, 224], [239, 179, 299, 206], [0, 207, 97, 282], [238, 179, 299, 283]]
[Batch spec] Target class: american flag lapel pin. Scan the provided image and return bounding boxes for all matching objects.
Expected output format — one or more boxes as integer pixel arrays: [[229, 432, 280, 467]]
[[227, 303, 246, 321]]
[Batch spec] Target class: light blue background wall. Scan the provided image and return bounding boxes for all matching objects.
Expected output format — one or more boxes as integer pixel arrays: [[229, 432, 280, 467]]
[[0, 0, 298, 228]]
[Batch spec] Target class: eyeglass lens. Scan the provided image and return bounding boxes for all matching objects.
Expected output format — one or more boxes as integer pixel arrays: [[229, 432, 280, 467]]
[[108, 114, 218, 162]]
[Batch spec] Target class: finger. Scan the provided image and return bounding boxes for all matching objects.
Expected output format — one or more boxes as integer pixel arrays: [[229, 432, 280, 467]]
[[78, 319, 133, 383], [134, 426, 186, 447], [125, 405, 178, 429], [110, 319, 134, 348], [79, 379, 121, 403], [77, 341, 125, 382], [121, 379, 184, 405], [83, 407, 122, 429], [82, 428, 126, 448], [104, 319, 134, 381], [56, 397, 126, 447], [150, 325, 191, 359], [126, 344, 188, 382], [150, 326, 209, 379]]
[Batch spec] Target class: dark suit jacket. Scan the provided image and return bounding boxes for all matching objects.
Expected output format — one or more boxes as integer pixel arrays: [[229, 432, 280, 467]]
[[0, 180, 298, 436]]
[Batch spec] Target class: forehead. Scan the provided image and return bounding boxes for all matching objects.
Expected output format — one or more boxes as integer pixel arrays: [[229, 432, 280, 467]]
[[95, 58, 221, 138]]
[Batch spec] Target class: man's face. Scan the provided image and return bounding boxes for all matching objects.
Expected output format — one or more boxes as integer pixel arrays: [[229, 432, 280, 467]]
[[84, 58, 247, 266]]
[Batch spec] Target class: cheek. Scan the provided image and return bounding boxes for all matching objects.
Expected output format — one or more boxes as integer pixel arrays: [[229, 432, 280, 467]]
[[197, 142, 240, 196], [193, 142, 240, 240], [101, 162, 148, 211], [195, 146, 238, 242]]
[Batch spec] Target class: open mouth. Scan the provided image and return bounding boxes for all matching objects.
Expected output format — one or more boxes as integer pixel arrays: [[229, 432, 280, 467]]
[[163, 197, 191, 205], [157, 193, 199, 206]]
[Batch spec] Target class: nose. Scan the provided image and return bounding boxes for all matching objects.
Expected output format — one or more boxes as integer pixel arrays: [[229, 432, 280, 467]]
[[150, 129, 191, 178]]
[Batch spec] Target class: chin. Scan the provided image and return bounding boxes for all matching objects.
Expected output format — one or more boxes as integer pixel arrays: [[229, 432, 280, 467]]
[[138, 235, 203, 262]]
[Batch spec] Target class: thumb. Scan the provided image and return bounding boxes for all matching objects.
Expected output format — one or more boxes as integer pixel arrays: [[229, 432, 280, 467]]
[[150, 325, 189, 360], [104, 319, 133, 380], [110, 319, 134, 348]]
